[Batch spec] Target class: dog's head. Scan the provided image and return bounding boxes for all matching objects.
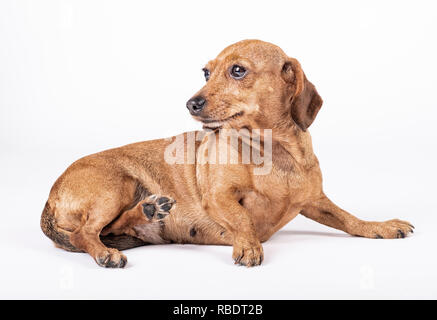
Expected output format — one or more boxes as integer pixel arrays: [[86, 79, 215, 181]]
[[186, 40, 322, 131]]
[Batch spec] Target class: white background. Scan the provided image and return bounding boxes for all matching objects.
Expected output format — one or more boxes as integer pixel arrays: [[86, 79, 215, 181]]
[[1, 0, 436, 299]]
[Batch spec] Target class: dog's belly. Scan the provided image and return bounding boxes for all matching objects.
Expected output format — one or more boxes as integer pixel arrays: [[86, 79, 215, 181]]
[[159, 194, 299, 245], [160, 203, 233, 245]]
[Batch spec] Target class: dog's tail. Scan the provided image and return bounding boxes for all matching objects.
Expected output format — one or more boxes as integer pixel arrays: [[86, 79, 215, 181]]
[[40, 202, 146, 252], [40, 201, 81, 252]]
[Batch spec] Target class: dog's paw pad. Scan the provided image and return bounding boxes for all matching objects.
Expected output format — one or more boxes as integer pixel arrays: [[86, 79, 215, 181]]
[[142, 203, 156, 220], [156, 196, 175, 213], [141, 195, 175, 221]]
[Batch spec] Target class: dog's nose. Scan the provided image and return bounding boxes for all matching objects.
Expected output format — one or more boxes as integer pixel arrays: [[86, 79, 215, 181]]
[[186, 96, 206, 114]]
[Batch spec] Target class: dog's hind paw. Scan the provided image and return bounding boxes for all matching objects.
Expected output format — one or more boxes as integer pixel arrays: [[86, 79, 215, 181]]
[[95, 248, 127, 268], [141, 195, 175, 221]]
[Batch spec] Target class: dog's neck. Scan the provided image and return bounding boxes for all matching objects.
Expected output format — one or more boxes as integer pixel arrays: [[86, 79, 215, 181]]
[[271, 127, 317, 168]]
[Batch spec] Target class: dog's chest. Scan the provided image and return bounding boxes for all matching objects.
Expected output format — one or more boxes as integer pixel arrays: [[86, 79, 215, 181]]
[[241, 174, 288, 231], [245, 164, 320, 238]]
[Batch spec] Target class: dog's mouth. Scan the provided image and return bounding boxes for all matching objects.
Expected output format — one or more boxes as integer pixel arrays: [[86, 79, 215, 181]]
[[199, 111, 244, 130]]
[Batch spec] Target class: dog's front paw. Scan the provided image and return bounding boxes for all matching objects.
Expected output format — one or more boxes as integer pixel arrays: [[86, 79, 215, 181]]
[[361, 219, 414, 239], [141, 195, 175, 221], [232, 238, 264, 267]]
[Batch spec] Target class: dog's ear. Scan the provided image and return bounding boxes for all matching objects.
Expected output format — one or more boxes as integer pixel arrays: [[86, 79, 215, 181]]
[[282, 58, 323, 131]]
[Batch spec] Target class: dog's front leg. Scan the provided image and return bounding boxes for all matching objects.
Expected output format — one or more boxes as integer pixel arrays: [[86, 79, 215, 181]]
[[204, 192, 263, 267], [301, 194, 414, 239]]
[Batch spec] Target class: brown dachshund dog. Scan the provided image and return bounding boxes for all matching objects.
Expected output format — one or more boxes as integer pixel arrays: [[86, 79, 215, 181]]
[[41, 40, 413, 268]]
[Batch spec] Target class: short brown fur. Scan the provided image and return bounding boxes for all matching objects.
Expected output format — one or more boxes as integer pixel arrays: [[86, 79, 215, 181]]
[[41, 40, 413, 268]]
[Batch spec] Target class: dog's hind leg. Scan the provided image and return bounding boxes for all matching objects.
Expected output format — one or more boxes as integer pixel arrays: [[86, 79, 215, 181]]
[[101, 194, 175, 244], [69, 200, 129, 268], [300, 195, 414, 239]]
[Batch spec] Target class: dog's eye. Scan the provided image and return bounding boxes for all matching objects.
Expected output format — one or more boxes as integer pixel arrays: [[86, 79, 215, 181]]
[[202, 68, 210, 81], [230, 65, 247, 79]]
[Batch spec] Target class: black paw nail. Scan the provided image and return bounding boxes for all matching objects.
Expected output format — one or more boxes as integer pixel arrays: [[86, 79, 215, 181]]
[[118, 258, 127, 268], [397, 230, 405, 238], [97, 257, 107, 266], [234, 254, 244, 264], [105, 260, 118, 268]]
